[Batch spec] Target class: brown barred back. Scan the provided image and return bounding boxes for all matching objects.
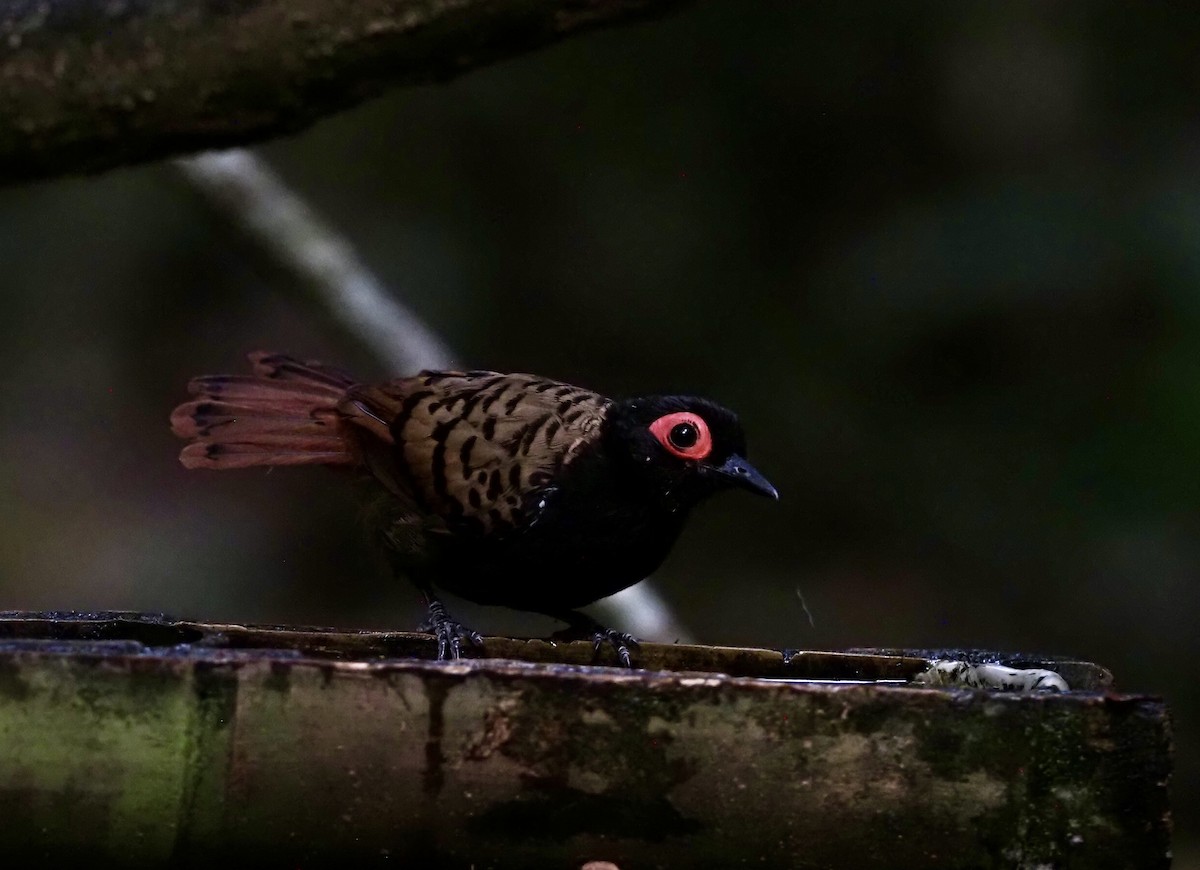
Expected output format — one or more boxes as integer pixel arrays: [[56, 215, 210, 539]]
[[342, 371, 610, 533]]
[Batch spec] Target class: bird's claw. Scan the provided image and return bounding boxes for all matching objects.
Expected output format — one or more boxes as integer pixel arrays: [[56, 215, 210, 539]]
[[592, 629, 639, 668], [550, 613, 640, 667], [439, 625, 484, 661], [420, 599, 483, 661]]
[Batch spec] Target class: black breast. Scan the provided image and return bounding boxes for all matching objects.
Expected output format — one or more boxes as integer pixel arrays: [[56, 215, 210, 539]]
[[426, 444, 688, 612]]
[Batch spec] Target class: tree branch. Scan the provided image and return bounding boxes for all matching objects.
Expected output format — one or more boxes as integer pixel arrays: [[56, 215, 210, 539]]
[[0, 0, 690, 185], [177, 150, 456, 375]]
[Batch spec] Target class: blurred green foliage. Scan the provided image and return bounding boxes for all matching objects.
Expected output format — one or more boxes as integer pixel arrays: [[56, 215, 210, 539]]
[[0, 0, 1196, 862]]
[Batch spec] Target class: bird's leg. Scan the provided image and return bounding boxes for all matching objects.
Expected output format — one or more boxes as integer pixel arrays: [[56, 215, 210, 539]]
[[548, 610, 639, 668], [417, 588, 484, 661]]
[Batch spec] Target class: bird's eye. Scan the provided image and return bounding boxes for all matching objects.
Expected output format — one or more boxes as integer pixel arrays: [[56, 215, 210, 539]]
[[649, 412, 712, 460], [670, 422, 698, 450]]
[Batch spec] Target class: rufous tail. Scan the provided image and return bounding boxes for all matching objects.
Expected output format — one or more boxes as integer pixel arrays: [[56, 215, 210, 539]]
[[170, 351, 358, 470]]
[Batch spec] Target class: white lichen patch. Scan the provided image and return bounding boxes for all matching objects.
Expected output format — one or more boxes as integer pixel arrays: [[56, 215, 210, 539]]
[[916, 661, 1068, 692]]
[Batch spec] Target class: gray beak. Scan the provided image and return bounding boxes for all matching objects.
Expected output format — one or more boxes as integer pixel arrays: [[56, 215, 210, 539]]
[[714, 454, 779, 499]]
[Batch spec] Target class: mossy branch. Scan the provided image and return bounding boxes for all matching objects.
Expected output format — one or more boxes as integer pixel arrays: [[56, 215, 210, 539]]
[[0, 0, 688, 184]]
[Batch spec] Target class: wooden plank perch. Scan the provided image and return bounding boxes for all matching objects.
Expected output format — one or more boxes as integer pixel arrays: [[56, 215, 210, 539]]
[[0, 0, 690, 184], [0, 612, 1172, 867]]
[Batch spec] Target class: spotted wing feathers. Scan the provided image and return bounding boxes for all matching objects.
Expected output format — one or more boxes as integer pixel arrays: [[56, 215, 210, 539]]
[[343, 371, 609, 532], [172, 356, 610, 535]]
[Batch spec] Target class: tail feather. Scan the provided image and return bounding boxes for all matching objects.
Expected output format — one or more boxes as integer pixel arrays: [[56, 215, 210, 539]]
[[179, 443, 352, 470], [248, 351, 357, 390], [171, 352, 359, 471], [170, 397, 341, 434], [187, 375, 343, 404]]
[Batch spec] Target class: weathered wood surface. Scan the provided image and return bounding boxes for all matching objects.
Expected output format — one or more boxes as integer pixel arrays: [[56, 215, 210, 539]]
[[0, 612, 1171, 868]]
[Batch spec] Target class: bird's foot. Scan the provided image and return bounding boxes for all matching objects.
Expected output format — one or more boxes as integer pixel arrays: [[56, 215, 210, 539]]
[[550, 612, 639, 667], [591, 628, 639, 668], [419, 598, 484, 661]]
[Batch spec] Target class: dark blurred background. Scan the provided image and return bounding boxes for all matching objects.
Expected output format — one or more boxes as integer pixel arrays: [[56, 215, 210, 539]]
[[0, 0, 1196, 861]]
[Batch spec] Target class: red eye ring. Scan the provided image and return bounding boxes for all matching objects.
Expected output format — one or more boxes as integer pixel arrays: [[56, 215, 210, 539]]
[[649, 412, 713, 461]]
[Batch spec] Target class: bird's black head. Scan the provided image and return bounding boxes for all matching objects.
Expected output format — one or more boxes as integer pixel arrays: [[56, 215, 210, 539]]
[[604, 395, 778, 509]]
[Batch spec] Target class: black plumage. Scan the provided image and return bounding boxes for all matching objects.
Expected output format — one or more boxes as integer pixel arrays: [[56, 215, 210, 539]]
[[171, 351, 778, 664]]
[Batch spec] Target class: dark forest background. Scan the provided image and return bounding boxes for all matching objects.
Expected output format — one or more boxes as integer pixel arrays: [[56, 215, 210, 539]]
[[1, 1, 1196, 861]]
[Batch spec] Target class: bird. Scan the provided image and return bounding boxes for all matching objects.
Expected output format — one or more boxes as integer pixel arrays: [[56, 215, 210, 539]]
[[170, 351, 778, 665]]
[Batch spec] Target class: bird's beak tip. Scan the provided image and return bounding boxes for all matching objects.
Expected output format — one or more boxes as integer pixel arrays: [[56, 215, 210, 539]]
[[718, 455, 779, 500]]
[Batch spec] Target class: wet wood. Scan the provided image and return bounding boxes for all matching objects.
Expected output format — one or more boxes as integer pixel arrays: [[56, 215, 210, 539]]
[[0, 611, 1171, 867]]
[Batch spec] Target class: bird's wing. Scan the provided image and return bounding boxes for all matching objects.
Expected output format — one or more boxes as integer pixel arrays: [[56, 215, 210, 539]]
[[339, 371, 610, 534]]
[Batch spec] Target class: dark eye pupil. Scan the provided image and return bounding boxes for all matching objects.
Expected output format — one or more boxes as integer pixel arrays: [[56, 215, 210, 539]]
[[669, 422, 698, 449]]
